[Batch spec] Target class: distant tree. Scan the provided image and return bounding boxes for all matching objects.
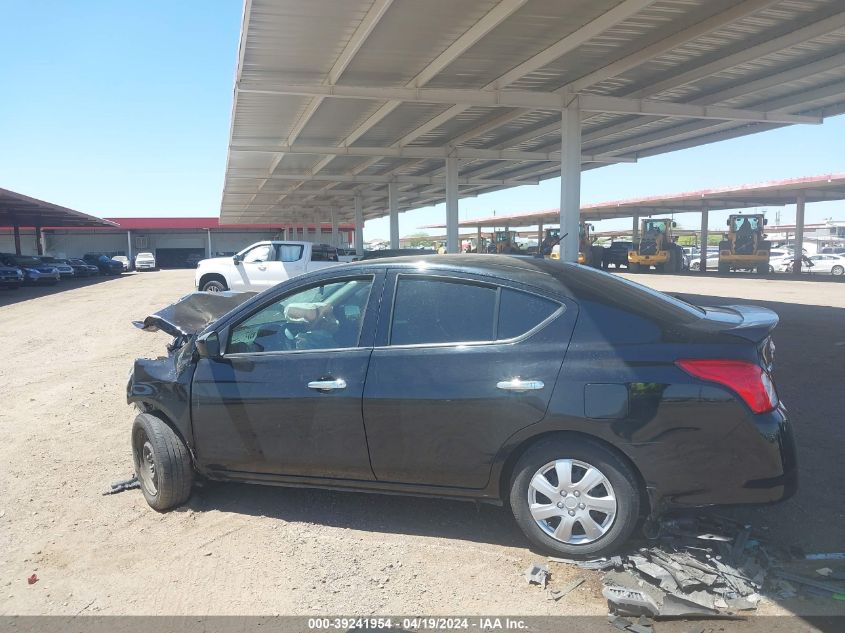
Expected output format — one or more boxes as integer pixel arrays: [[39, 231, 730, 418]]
[[404, 232, 437, 248]]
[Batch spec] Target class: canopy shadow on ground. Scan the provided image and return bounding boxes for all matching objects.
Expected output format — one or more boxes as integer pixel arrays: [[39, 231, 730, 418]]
[[0, 274, 134, 308]]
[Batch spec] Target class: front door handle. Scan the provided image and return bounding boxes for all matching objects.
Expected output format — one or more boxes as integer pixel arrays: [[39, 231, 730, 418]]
[[307, 378, 347, 391], [257, 265, 267, 271], [497, 379, 544, 392]]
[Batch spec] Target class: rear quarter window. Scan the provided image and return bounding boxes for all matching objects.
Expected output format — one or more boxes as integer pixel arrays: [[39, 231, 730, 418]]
[[497, 289, 559, 339]]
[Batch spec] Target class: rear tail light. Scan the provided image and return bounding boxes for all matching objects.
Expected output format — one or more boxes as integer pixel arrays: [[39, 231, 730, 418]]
[[675, 359, 778, 414]]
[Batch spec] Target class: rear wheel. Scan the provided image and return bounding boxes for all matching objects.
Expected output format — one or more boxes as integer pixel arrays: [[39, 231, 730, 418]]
[[131, 413, 193, 511], [832, 265, 844, 276], [718, 262, 730, 274], [628, 262, 640, 273], [509, 437, 641, 557], [757, 264, 768, 275]]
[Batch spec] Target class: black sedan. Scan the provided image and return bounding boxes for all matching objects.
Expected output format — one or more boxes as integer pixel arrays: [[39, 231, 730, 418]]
[[66, 258, 101, 277], [127, 255, 795, 556]]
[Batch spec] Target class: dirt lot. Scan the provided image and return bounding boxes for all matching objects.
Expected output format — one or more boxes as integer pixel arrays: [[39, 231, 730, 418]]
[[1, 270, 843, 619]]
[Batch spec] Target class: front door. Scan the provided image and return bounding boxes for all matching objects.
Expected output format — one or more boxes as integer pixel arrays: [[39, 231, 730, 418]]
[[191, 273, 382, 479], [362, 272, 576, 489]]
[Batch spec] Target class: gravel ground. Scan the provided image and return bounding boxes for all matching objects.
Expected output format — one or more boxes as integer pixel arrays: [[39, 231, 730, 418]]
[[0, 269, 842, 618]]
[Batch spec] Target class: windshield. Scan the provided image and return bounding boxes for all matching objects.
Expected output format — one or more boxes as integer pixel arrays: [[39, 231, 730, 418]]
[[642, 219, 668, 234], [732, 216, 761, 231]]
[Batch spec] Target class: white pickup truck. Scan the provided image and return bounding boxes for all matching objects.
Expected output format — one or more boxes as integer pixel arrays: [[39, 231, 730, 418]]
[[195, 241, 342, 292]]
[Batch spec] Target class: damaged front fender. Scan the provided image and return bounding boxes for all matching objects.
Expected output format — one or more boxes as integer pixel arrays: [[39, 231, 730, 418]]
[[128, 290, 257, 447]]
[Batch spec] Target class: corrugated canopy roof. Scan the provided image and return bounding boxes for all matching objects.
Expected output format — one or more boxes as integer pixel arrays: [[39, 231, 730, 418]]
[[419, 173, 845, 228], [0, 187, 118, 228], [222, 0, 845, 225]]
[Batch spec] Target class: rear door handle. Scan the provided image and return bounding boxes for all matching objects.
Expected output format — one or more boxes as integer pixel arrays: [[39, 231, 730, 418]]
[[497, 379, 544, 392], [258, 265, 267, 270], [307, 378, 347, 391]]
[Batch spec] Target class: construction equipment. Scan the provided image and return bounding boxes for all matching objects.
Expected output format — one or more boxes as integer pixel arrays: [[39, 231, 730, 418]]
[[494, 229, 521, 254], [542, 228, 560, 258], [628, 218, 683, 273], [719, 214, 770, 274], [577, 222, 604, 268]]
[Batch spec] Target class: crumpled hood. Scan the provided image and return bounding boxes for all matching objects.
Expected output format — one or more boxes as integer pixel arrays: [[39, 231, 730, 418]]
[[133, 291, 257, 337]]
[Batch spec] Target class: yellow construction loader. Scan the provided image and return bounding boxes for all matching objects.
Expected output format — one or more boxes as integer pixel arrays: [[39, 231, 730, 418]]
[[628, 218, 683, 273], [718, 214, 770, 275], [494, 230, 521, 254]]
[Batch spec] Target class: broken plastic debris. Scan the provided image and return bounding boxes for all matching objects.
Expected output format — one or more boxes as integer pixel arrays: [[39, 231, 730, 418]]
[[602, 585, 659, 618], [102, 475, 140, 495], [27, 574, 38, 585], [547, 577, 584, 601], [524, 563, 549, 587]]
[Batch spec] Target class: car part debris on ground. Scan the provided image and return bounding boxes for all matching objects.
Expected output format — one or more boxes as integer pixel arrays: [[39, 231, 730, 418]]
[[524, 563, 549, 588], [548, 514, 845, 621], [102, 475, 140, 495]]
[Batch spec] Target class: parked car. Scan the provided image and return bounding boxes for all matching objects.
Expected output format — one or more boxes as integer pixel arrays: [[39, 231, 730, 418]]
[[689, 254, 719, 271], [82, 253, 124, 275], [360, 248, 436, 260], [39, 256, 76, 279], [0, 261, 25, 290], [129, 255, 795, 557], [66, 258, 101, 277], [0, 254, 60, 285], [195, 241, 342, 292], [780, 253, 845, 275], [602, 241, 633, 269], [336, 248, 361, 263], [134, 252, 157, 271], [820, 246, 845, 255], [112, 255, 131, 271]]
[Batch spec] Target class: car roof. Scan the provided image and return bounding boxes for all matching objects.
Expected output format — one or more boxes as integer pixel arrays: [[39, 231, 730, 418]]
[[339, 254, 594, 296]]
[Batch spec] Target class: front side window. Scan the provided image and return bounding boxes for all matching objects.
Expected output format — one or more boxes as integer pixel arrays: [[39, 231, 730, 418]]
[[242, 244, 273, 263], [228, 277, 374, 353]]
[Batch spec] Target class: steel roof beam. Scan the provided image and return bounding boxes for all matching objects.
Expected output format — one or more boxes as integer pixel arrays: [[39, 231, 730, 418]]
[[237, 83, 821, 125], [228, 172, 541, 186], [229, 144, 634, 163]]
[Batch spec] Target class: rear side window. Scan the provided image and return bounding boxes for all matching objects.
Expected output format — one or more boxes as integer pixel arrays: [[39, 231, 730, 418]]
[[278, 244, 304, 262], [498, 289, 558, 340], [391, 278, 497, 345]]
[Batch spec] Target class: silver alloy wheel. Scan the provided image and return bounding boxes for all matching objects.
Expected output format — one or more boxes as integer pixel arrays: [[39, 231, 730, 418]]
[[204, 283, 222, 292], [527, 458, 617, 545]]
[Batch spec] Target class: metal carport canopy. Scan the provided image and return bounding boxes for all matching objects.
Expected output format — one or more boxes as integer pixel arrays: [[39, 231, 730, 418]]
[[418, 173, 845, 227], [0, 187, 118, 229], [221, 0, 845, 258]]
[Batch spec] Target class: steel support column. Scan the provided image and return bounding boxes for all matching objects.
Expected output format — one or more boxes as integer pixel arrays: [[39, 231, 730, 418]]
[[13, 225, 21, 255], [126, 230, 132, 262], [559, 104, 581, 262], [207, 229, 212, 258], [793, 191, 806, 275], [354, 196, 364, 254], [35, 227, 44, 255], [632, 214, 640, 243], [477, 226, 482, 254], [446, 156, 459, 253], [389, 182, 399, 249], [537, 222, 544, 255], [330, 208, 339, 247], [699, 208, 709, 274]]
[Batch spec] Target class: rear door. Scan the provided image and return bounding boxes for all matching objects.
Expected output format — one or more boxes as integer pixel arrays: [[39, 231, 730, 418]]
[[362, 271, 577, 489]]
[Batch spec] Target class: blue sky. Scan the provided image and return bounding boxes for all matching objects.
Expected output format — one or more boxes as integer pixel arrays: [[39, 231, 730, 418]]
[[2, 1, 844, 240]]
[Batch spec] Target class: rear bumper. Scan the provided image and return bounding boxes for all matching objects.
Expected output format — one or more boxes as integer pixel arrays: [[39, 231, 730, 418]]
[[656, 403, 797, 510]]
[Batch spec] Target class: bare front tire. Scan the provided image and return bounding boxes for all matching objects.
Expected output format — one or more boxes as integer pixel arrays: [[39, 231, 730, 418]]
[[131, 413, 193, 511], [509, 437, 641, 557]]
